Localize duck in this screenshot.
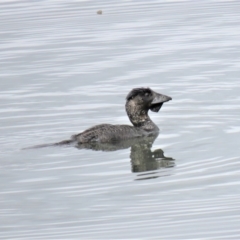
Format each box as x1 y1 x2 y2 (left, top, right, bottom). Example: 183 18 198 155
23 87 171 149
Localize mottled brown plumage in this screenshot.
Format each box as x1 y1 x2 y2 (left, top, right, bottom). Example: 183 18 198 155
23 88 171 149
72 87 171 143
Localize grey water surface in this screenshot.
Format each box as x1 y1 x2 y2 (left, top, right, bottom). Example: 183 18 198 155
1 1 240 239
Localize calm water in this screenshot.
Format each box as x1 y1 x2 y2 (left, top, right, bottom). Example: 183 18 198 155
1 1 240 239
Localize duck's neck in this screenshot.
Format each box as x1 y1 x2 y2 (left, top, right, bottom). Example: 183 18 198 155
125 101 159 132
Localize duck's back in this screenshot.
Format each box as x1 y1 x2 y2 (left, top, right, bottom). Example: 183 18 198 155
72 124 144 143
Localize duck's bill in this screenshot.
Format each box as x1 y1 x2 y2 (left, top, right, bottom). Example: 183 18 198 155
150 103 163 112
150 93 172 112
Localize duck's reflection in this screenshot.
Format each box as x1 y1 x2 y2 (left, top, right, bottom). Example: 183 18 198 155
76 134 175 180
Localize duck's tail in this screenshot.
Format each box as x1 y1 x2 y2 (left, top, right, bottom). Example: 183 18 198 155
22 139 75 150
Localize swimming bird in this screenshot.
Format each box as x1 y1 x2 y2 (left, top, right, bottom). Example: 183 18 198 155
23 87 171 149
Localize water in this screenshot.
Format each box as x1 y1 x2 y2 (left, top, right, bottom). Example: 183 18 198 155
1 1 240 239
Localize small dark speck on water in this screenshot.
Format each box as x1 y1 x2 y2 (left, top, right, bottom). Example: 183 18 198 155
97 10 103 15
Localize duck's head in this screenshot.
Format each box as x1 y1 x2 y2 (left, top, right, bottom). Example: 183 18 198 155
126 87 172 112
